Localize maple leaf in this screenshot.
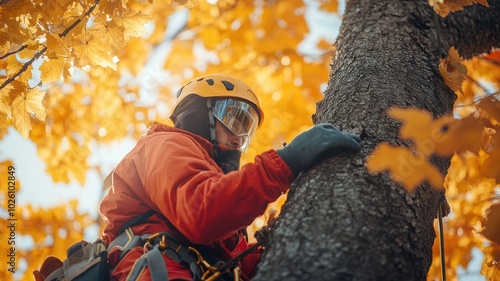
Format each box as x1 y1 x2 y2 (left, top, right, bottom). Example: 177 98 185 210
366 143 444 191
0 111 13 139
481 245 500 281
39 58 68 83
480 149 500 183
11 88 46 138
387 107 455 153
120 10 151 40
73 33 117 70
439 47 467 93
434 115 485 155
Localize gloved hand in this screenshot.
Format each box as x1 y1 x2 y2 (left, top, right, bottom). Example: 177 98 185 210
277 123 361 177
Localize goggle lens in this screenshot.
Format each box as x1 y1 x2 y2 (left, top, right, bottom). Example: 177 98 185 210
213 99 260 151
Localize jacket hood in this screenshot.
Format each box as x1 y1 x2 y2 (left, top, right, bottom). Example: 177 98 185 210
147 123 215 158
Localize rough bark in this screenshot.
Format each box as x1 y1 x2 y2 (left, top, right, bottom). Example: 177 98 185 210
253 1 500 280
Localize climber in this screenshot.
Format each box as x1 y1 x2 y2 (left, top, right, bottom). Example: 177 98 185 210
98 73 362 281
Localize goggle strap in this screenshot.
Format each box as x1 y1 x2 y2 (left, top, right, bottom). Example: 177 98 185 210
207 98 217 144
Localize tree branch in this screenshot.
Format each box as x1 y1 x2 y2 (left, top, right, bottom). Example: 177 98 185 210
0 45 28 60
59 0 100 37
0 0 101 91
0 47 47 90
440 1 500 58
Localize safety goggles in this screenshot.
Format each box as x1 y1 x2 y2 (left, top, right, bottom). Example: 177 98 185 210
212 98 260 152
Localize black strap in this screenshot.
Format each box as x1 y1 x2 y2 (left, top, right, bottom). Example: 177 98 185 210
125 247 168 281
118 209 156 236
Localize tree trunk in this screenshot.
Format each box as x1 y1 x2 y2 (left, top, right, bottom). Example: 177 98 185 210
253 1 500 280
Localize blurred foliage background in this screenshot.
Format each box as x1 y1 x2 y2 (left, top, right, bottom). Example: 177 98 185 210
0 0 499 280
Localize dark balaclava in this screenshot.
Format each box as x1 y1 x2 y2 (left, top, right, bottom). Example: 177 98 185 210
171 95 241 174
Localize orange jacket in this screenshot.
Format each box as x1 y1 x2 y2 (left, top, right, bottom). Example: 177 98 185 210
99 123 294 280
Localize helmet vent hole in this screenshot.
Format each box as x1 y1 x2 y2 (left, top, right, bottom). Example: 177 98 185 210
221 80 235 91
206 79 214 85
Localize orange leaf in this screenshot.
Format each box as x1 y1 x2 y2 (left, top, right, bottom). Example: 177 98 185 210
366 143 444 191
478 97 500 122
120 10 151 40
319 0 339 13
11 88 46 138
387 107 456 156
434 115 484 155
481 204 500 244
39 58 66 83
429 0 489 17
439 47 467 93
479 149 500 183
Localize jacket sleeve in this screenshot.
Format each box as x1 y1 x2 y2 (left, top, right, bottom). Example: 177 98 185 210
137 133 294 245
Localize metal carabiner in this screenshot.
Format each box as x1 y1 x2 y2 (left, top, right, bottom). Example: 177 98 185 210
143 232 167 253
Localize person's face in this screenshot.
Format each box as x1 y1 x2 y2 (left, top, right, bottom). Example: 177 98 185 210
215 120 245 150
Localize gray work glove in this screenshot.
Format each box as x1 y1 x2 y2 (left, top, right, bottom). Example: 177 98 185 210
277 123 361 177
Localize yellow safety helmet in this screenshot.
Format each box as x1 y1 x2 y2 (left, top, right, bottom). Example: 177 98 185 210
170 74 264 152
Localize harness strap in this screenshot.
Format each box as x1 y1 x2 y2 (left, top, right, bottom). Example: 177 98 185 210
108 228 150 261
125 246 168 281
109 228 203 281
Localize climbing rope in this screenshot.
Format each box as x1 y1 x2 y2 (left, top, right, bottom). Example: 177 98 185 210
434 11 447 281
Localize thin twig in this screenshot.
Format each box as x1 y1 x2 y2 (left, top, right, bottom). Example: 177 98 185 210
466 74 492 95
454 74 500 108
0 47 47 90
454 91 500 108
0 0 101 90
0 45 28 60
59 0 100 37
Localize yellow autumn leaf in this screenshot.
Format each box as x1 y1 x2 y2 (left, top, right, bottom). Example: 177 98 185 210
481 245 500 281
317 38 336 55
434 115 484 155
0 84 12 116
39 58 66 83
11 88 46 138
45 33 72 60
478 96 500 122
366 143 444 191
121 10 151 39
388 107 454 149
479 149 500 183
481 204 500 244
429 0 489 17
319 0 339 13
5 54 22 77
0 111 13 139
439 47 467 93
73 34 117 70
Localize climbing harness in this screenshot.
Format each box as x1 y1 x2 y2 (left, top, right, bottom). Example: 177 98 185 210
107 210 276 281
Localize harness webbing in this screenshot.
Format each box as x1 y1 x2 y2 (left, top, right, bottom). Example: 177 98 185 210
108 211 244 281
